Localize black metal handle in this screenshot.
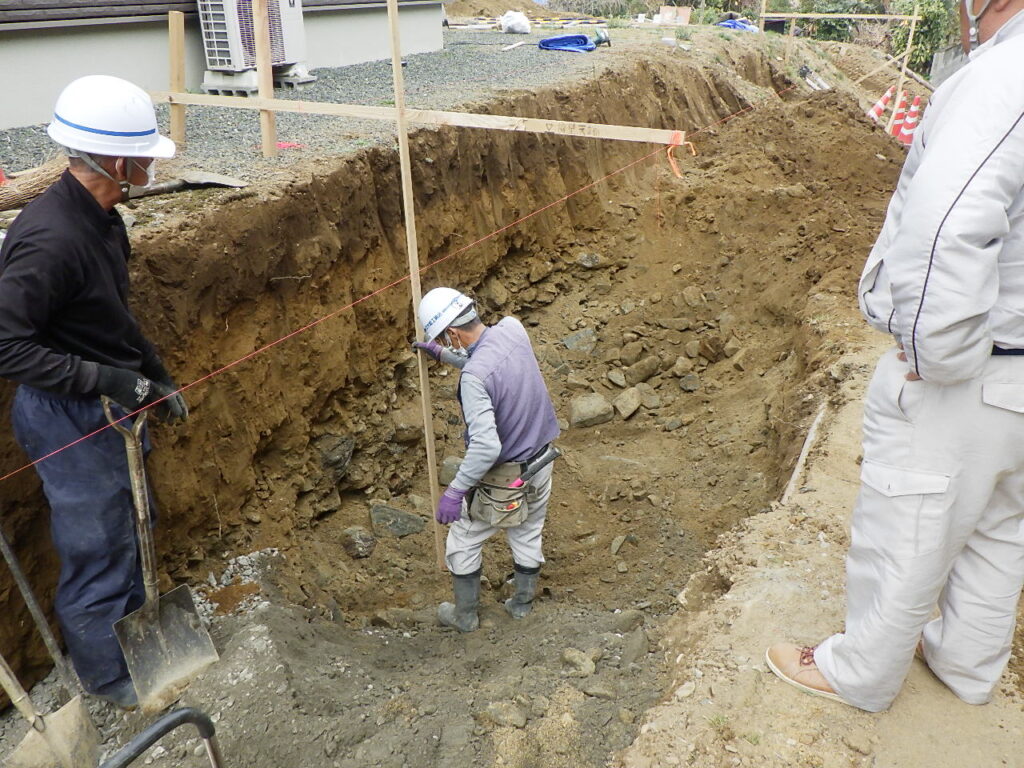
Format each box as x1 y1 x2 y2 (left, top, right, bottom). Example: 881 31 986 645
100 708 223 768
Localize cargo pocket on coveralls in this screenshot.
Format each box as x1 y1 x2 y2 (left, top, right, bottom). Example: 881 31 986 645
981 383 1024 414
859 460 951 558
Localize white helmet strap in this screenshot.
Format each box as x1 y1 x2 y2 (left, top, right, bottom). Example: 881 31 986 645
963 0 995 50
69 149 141 201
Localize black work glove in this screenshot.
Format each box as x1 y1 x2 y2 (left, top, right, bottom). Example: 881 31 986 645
95 364 188 424
140 355 189 422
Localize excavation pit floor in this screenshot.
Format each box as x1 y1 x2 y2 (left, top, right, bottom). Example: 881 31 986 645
3 27 1012 768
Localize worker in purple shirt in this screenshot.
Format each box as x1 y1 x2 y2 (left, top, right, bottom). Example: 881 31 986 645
414 288 560 632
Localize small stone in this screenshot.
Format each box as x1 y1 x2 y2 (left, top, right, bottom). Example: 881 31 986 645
244 510 262 524
613 388 642 419
566 371 591 391
679 374 701 393
612 609 644 633
570 394 614 428
341 526 376 559
671 356 694 377
636 382 661 409
698 335 725 363
562 648 596 676
620 299 637 315
723 336 742 358
732 349 749 371
576 252 602 269
562 327 598 354
610 535 627 555
607 369 627 388
531 695 551 717
621 628 650 665
391 402 424 443
618 708 635 724
529 261 554 283
483 700 528 729
624 356 661 386
616 561 628 573
440 455 462 486
675 681 696 699
369 504 426 538
579 680 617 699
620 341 645 366
663 417 684 431
671 263 682 274
682 286 704 307
684 340 701 358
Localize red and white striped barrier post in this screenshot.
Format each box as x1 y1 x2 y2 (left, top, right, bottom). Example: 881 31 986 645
889 91 909 136
897 96 922 145
866 86 895 123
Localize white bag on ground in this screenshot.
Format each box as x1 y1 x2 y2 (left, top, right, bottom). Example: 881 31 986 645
500 11 531 34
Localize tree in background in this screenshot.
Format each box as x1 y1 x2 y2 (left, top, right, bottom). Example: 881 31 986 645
889 0 957 72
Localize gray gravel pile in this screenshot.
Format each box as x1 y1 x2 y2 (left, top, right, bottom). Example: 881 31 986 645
1 28 612 180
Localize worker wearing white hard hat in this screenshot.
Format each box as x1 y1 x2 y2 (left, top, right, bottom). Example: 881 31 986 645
414 287 561 632
0 75 186 709
766 0 1024 712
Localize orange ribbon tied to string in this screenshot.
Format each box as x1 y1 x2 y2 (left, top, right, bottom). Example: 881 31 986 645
666 130 696 178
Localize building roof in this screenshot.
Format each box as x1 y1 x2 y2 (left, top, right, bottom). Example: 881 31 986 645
0 0 441 30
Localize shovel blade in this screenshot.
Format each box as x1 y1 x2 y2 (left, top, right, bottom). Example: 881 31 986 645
114 585 218 715
7 696 98 768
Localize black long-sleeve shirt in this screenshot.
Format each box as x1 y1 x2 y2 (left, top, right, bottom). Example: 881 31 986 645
0 170 158 396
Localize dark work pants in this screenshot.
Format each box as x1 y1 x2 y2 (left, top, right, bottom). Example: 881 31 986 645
11 385 150 695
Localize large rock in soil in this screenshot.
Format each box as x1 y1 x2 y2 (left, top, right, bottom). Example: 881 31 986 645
370 504 425 538
570 393 614 428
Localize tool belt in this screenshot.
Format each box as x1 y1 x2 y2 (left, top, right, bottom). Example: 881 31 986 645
467 462 529 529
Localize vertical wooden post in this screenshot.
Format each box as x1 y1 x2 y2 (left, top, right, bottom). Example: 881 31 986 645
784 18 796 64
253 0 278 158
168 11 187 146
385 0 446 573
886 6 918 135
758 0 768 32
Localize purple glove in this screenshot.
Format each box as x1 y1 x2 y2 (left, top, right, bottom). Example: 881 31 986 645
412 341 442 361
436 487 467 524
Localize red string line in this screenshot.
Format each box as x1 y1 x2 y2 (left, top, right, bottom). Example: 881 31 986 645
0 85 796 486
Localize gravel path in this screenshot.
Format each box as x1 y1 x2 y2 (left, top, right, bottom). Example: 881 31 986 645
1 28 615 180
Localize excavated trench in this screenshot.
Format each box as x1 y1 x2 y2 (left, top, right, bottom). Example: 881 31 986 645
0 42 904 768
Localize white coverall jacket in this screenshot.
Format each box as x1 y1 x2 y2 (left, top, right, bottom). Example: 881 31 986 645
814 14 1024 712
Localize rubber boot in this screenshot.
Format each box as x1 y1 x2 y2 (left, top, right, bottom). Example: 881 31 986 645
504 564 539 619
438 570 480 632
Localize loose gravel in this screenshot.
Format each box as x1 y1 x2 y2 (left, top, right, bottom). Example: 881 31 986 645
1 28 614 181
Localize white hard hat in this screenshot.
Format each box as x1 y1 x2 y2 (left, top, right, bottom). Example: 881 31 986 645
46 75 176 159
418 287 475 342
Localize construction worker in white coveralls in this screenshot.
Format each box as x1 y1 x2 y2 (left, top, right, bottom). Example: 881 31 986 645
413 288 560 632
767 0 1024 712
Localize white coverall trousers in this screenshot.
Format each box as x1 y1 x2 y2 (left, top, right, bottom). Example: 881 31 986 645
445 463 553 575
815 348 1024 712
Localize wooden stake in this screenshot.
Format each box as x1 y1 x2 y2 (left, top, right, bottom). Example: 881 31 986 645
253 0 278 158
168 11 186 147
886 6 918 135
785 18 796 65
385 0 446 573
758 0 768 32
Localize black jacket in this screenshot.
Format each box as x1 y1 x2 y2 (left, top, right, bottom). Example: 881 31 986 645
0 170 158 395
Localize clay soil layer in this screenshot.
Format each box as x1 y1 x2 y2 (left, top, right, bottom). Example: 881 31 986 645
4 32 1010 768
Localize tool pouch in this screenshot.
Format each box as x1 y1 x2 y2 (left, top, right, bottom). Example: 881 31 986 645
467 462 529 529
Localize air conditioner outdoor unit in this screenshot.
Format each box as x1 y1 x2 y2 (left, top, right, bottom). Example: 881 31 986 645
198 0 316 95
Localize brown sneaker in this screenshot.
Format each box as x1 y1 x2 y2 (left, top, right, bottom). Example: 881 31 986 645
765 643 844 703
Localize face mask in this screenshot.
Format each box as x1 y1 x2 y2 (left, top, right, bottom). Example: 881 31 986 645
130 158 156 189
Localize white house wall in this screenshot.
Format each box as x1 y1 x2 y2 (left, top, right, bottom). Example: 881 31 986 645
0 5 443 131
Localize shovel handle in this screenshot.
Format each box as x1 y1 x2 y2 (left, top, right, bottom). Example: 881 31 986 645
0 525 83 698
0 651 44 731
102 398 160 608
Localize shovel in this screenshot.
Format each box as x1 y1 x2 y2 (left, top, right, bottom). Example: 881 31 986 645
0 651 98 768
103 398 218 715
0 523 83 701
